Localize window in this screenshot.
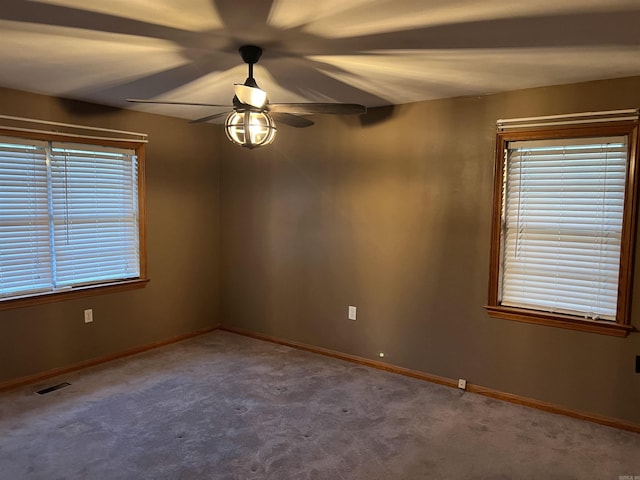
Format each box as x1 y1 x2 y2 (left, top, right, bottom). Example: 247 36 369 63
0 132 147 308
486 120 639 337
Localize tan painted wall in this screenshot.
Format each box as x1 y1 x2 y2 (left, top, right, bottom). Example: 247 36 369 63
219 76 640 424
0 88 220 383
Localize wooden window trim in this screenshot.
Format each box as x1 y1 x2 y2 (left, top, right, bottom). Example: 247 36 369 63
0 279 150 311
0 129 148 310
486 121 639 337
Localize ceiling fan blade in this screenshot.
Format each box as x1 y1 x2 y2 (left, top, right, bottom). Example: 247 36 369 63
265 57 389 107
268 103 366 115
234 84 268 109
190 111 230 124
271 113 315 128
0 0 202 44
212 0 275 33
127 99 231 108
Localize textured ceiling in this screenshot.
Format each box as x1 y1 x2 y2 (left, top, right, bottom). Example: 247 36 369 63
1 0 640 121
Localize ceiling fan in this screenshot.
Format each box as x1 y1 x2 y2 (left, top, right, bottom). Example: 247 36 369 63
128 45 367 149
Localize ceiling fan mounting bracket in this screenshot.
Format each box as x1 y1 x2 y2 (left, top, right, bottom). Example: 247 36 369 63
239 45 263 66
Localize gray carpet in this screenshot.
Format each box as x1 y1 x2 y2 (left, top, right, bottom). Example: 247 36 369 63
0 330 638 479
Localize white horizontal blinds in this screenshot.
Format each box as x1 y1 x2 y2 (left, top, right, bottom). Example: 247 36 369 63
0 137 53 297
50 143 139 287
500 136 628 320
0 137 51 298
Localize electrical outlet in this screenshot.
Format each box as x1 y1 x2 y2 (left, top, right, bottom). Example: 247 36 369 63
348 306 357 320
379 352 385 358
458 379 467 390
84 309 93 323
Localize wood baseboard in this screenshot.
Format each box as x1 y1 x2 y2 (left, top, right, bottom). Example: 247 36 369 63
219 325 640 435
0 325 220 392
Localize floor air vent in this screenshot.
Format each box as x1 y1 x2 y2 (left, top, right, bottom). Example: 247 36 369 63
36 382 71 395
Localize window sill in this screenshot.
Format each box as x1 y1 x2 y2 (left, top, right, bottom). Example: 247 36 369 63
0 278 150 311
484 305 634 337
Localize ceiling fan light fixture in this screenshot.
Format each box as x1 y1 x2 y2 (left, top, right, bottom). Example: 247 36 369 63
225 110 277 149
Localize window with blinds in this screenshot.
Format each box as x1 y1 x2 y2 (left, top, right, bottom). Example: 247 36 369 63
0 135 142 302
500 137 626 320
487 120 639 337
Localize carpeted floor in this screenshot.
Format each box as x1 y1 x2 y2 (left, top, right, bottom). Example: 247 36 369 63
0 330 638 479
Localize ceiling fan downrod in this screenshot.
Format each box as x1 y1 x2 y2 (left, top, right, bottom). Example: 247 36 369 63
239 45 262 85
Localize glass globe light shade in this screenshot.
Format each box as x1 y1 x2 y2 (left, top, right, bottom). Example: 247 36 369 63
225 110 277 149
